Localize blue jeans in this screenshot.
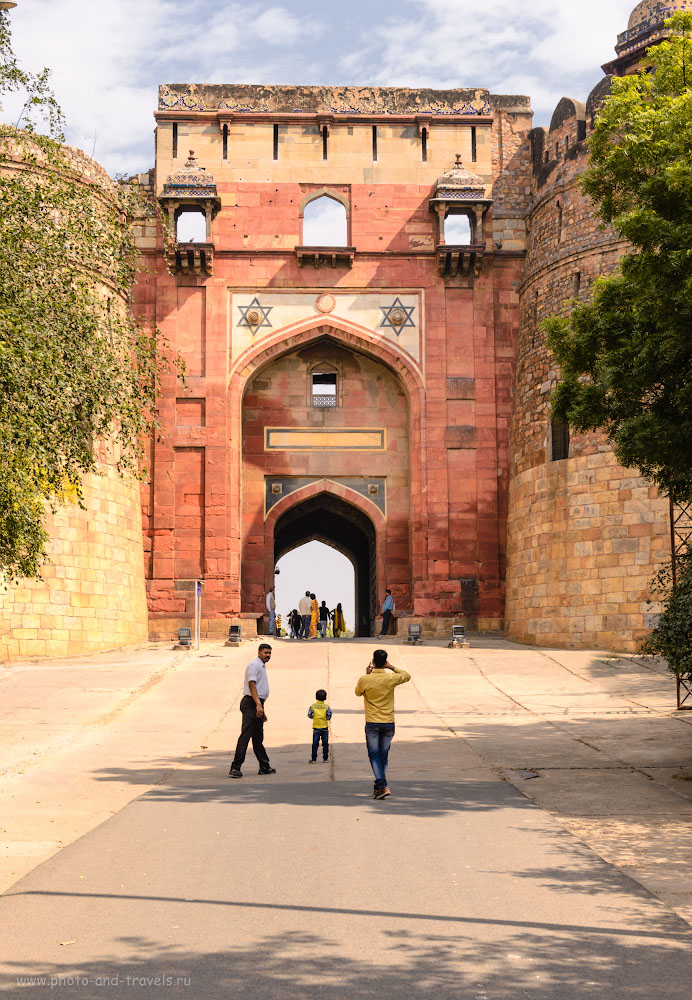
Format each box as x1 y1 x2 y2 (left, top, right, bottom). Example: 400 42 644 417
365 722 395 789
268 610 276 635
311 727 329 760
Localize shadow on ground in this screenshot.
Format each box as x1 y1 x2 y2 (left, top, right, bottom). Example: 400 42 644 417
3 921 691 999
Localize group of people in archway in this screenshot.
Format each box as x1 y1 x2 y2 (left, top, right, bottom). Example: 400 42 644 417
290 592 346 639
266 587 347 639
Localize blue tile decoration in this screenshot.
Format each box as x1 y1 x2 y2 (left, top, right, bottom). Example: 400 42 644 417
618 1 692 46
380 298 416 335
238 297 273 335
219 99 272 112
163 152 217 197
325 100 489 115
159 87 207 111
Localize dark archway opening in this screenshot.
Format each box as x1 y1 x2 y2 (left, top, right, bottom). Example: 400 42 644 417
274 493 376 637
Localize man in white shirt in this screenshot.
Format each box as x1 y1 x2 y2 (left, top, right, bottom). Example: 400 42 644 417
229 644 276 778
266 586 276 636
298 590 311 640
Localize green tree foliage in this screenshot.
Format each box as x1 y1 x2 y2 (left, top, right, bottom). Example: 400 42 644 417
640 553 692 678
546 12 692 504
0 11 179 581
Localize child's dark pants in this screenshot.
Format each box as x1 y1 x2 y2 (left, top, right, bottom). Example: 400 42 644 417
311 727 329 761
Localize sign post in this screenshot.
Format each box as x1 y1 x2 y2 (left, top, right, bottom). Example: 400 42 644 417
194 580 203 650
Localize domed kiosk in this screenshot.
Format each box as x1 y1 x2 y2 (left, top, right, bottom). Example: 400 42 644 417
604 0 692 75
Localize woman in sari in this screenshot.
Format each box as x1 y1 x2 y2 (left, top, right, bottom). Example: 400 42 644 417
332 603 346 638
309 593 318 639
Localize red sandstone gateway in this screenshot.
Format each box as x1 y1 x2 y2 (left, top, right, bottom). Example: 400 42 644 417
133 84 529 641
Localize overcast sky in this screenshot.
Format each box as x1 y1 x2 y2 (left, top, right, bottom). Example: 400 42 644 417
5 0 638 177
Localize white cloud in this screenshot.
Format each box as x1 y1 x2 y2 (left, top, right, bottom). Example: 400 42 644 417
341 0 636 121
1 0 641 174
255 5 321 45
3 0 326 174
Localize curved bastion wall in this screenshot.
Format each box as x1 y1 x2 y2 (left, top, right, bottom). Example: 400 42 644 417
0 139 149 661
0 463 149 660
505 94 670 652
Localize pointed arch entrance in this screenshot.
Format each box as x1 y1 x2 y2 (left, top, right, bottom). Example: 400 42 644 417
274 491 376 636
235 322 419 633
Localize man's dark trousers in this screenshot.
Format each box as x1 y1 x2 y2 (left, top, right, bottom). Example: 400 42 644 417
231 695 270 770
301 614 311 638
380 609 392 636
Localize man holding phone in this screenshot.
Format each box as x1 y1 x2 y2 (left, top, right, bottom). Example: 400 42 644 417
355 649 410 799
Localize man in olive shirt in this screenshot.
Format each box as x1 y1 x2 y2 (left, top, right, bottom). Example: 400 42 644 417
355 648 410 799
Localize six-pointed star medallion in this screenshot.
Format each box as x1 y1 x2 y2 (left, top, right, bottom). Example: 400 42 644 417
380 297 416 335
238 297 273 335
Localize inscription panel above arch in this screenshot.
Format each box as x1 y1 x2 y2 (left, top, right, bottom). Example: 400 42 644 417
230 290 423 366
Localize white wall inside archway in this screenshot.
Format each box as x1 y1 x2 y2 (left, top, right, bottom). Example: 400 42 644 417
275 541 355 634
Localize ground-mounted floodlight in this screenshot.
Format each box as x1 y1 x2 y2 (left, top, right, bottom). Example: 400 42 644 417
225 624 242 647
175 627 192 649
407 623 423 645
449 624 470 649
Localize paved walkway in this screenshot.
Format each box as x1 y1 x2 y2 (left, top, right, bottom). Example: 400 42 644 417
1 638 691 997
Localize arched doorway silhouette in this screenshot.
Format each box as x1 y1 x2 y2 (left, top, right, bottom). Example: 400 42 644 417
274 492 376 637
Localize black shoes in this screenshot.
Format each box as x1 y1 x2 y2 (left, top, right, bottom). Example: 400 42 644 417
228 767 276 778
229 765 275 776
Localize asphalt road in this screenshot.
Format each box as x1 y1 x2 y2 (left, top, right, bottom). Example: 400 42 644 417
1 640 691 998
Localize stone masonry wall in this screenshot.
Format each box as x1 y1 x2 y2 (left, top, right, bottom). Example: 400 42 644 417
0 464 149 661
506 94 669 651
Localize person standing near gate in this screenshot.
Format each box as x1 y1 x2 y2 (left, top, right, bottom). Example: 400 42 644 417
266 586 276 636
379 589 395 637
355 649 410 799
318 600 330 638
229 644 276 778
299 590 311 639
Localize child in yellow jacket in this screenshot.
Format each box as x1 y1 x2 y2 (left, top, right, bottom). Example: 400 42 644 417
308 688 332 762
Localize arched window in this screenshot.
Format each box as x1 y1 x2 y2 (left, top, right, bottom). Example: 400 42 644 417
302 195 348 247
310 364 338 408
176 209 207 243
443 213 472 245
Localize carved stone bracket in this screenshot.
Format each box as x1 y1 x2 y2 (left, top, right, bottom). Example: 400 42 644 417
295 246 356 269
167 242 214 276
436 244 485 279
